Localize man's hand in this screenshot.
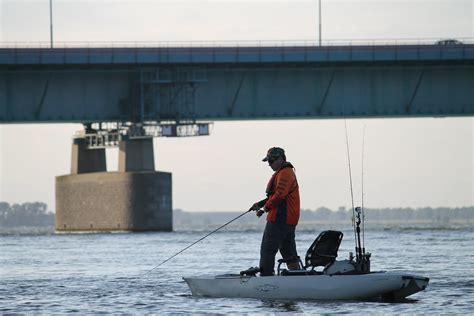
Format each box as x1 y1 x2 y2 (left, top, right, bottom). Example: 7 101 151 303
250 202 261 211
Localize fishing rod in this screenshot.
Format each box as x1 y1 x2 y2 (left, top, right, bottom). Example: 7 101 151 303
361 125 366 254
342 108 370 272
141 207 254 277
343 118 359 257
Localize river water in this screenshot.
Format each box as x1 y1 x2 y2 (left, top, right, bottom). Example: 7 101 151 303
1 224 473 314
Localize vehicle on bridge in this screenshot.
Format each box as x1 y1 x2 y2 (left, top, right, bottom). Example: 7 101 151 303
436 39 463 45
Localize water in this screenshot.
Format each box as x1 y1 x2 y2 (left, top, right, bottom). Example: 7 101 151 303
1 225 473 314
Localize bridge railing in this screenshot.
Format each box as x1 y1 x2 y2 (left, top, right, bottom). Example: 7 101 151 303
0 37 472 48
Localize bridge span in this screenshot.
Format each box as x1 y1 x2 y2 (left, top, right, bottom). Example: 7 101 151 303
1 43 473 124
1 43 473 232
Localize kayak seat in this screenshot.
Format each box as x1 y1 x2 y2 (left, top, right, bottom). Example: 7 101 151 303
304 230 343 270
276 231 343 276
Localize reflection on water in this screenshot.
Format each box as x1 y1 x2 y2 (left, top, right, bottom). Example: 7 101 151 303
259 299 302 312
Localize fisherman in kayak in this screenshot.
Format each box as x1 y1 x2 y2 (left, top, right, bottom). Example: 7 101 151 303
251 147 301 276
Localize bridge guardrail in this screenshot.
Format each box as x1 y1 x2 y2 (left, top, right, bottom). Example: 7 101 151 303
0 38 473 48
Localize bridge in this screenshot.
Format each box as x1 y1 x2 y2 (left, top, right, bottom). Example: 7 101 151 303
1 42 473 232
1 43 473 123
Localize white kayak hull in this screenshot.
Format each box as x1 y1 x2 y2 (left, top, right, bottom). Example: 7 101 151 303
183 272 429 301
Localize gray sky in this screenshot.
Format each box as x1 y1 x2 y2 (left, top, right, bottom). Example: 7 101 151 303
0 0 473 212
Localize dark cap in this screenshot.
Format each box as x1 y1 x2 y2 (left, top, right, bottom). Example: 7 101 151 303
262 147 285 162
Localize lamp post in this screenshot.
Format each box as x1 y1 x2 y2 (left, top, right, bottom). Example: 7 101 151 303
319 0 322 46
49 0 53 48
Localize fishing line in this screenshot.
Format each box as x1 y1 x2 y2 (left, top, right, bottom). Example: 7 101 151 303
141 208 254 277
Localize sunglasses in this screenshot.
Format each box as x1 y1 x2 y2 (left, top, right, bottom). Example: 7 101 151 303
268 159 276 164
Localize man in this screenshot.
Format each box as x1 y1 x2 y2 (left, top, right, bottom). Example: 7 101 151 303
251 147 301 276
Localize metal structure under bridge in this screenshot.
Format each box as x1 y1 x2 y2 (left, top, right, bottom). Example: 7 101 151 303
1 41 473 232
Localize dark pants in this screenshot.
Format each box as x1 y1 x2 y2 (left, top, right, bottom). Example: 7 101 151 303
259 221 298 276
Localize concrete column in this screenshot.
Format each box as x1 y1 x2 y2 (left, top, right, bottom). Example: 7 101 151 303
71 138 106 174
118 138 155 172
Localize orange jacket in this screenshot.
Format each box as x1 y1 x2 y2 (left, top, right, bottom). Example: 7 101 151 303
264 162 300 225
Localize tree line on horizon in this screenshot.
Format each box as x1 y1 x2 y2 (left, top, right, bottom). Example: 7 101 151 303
0 201 472 228
0 202 54 228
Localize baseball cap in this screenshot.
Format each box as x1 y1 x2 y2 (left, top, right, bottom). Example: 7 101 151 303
262 147 285 162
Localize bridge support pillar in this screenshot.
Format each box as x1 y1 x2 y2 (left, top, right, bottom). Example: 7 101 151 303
71 139 106 174
119 138 154 172
55 137 172 232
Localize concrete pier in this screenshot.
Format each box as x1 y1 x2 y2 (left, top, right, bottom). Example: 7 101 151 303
55 137 172 232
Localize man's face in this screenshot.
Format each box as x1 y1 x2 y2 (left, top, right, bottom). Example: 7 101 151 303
268 156 284 171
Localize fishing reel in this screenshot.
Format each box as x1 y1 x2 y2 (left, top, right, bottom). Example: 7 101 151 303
249 204 264 217
250 198 268 217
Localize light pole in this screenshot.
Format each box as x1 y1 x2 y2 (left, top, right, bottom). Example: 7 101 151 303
319 0 322 46
49 0 53 48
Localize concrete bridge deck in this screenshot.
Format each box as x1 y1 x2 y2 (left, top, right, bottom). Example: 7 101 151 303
1 44 473 66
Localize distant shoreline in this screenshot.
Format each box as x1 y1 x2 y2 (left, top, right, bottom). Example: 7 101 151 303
174 206 474 228
1 202 472 233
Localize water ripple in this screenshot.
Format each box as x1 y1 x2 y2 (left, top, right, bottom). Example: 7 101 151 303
1 229 473 313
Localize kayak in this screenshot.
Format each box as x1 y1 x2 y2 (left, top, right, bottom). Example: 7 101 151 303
183 271 429 301
183 228 429 301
